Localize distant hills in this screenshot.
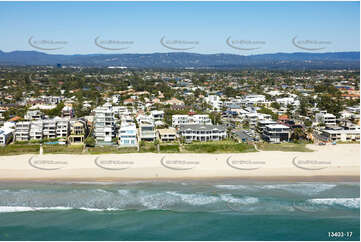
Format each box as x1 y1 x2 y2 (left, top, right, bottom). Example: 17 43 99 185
0 50 359 70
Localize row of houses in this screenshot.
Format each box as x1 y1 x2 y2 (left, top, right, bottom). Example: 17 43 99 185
205 94 300 111
14 118 87 145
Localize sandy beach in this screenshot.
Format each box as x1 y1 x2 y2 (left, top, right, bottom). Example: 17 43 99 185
0 144 359 182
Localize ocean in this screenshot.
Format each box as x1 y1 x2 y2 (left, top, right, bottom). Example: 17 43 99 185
0 180 359 241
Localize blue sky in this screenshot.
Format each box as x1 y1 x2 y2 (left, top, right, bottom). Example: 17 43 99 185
0 1 359 54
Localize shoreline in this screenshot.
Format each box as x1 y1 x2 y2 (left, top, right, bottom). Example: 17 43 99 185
0 176 359 183
0 144 359 182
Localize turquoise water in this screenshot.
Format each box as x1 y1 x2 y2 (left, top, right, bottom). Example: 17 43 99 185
0 181 359 241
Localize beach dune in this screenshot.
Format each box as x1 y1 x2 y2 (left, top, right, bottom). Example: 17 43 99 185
0 144 359 182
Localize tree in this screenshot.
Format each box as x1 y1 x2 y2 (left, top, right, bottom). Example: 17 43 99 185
84 137 96 147
316 95 343 117
209 111 222 124
304 120 312 127
43 103 64 118
271 102 281 109
258 107 278 120
291 128 307 141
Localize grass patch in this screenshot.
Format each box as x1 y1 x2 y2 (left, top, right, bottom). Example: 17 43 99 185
257 143 314 152
336 141 360 144
159 144 180 153
139 143 156 153
88 146 137 154
43 145 83 154
183 142 256 153
0 144 40 156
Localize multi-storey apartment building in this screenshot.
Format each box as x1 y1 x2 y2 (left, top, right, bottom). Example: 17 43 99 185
262 124 290 143
118 122 137 147
42 119 57 139
178 124 227 142
172 114 212 127
55 118 69 138
29 121 43 140
15 121 31 141
94 103 115 143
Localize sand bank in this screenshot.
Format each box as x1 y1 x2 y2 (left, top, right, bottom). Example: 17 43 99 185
0 144 359 182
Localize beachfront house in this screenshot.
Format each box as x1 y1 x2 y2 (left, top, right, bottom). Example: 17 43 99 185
55 118 70 138
68 120 87 145
0 127 14 145
157 128 177 142
257 119 278 133
262 124 291 143
42 119 57 139
29 120 43 140
118 122 138 147
94 103 116 144
320 125 360 142
138 121 156 141
178 124 227 142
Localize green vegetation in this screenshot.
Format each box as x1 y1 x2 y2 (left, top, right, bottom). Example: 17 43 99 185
159 144 180 153
0 144 40 156
183 141 256 153
43 145 83 154
139 142 157 153
256 142 314 152
84 137 96 147
258 107 278 120
43 103 65 118
87 146 137 154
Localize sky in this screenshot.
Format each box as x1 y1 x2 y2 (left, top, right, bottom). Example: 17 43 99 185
0 1 359 55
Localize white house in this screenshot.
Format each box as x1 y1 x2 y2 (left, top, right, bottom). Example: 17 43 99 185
262 124 291 143
29 120 43 140
0 124 14 145
138 120 156 141
178 124 227 142
242 95 266 106
320 125 360 142
316 111 337 126
150 110 164 121
204 95 223 111
172 114 212 127
15 121 31 141
94 103 116 143
25 110 44 120
276 97 299 107
118 122 137 147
